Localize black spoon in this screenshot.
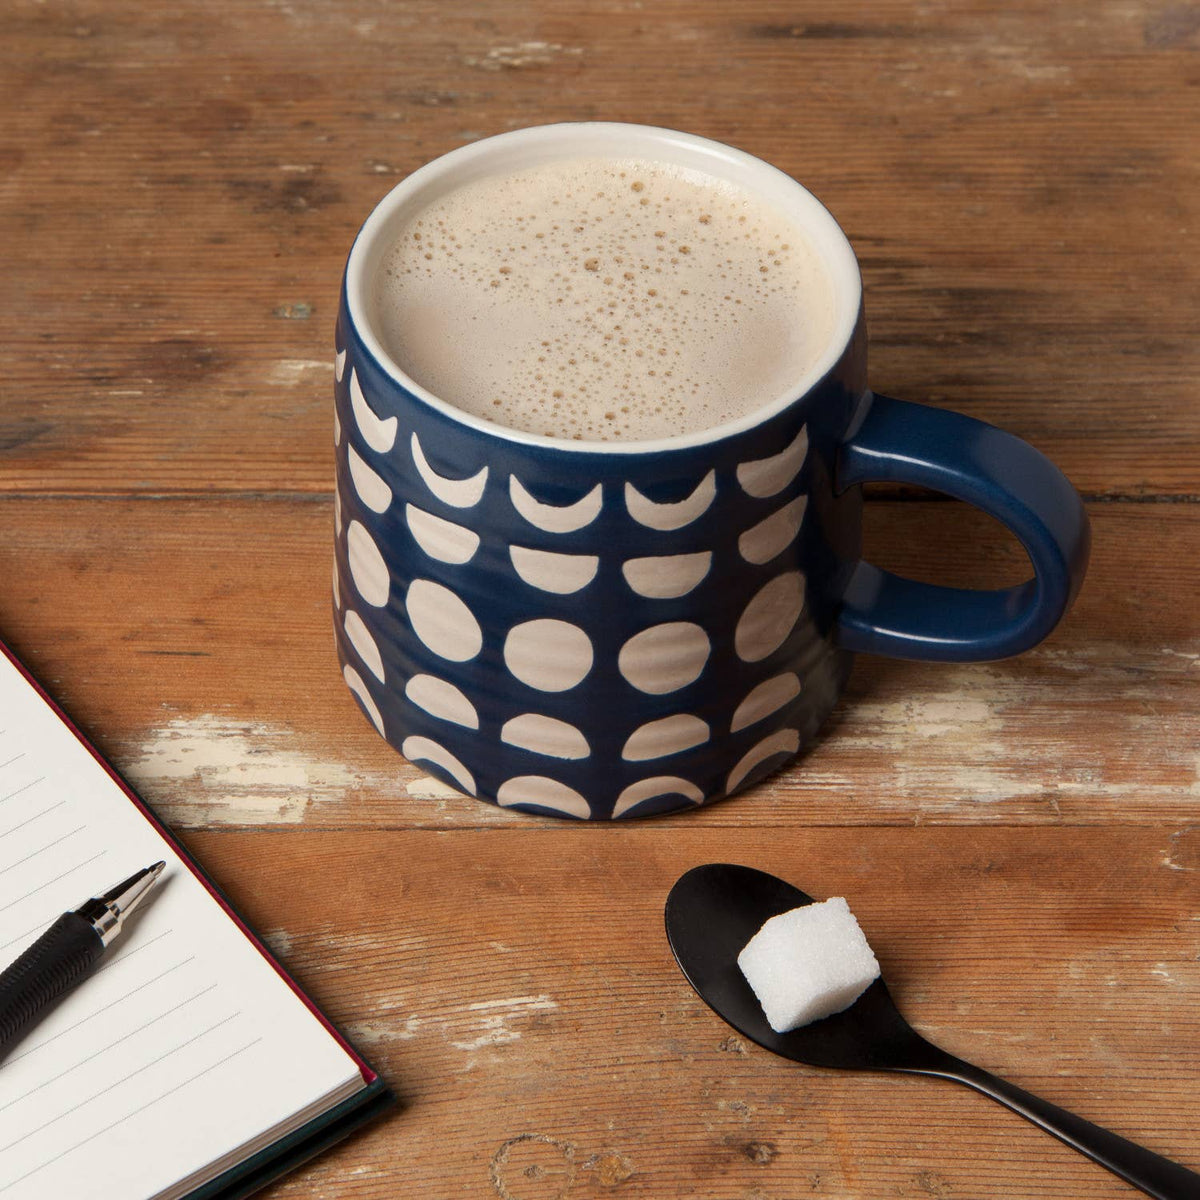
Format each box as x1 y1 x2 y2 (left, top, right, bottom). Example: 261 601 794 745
665 863 1200 1200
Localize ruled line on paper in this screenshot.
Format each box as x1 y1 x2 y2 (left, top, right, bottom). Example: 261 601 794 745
0 779 44 807
0 851 107 914
0 826 87 879
0 1038 264 1195
0 917 58 954
0 984 220 1116
0 801 67 841
93 929 177 976
0 755 25 772
1 948 189 1068
0 1011 243 1156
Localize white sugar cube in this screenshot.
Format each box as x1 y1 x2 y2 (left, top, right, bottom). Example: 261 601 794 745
737 897 880 1033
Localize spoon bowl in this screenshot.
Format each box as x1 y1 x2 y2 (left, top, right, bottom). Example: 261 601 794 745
665 863 1200 1200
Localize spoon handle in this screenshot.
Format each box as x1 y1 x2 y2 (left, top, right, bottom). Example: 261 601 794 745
925 1054 1200 1199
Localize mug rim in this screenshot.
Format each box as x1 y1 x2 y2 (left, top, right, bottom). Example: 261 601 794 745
344 121 863 456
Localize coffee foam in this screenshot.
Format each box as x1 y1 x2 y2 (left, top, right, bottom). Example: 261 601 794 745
370 157 835 441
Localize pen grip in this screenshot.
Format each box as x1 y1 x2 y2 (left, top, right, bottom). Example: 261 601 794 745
0 913 104 1053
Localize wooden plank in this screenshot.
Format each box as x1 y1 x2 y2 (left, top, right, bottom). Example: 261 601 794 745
185 825 1200 1199
0 495 1195 830
0 0 1197 496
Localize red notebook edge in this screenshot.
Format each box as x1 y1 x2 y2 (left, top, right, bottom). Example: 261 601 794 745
0 636 379 1088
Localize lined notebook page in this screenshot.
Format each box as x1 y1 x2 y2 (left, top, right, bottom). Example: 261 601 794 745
0 652 364 1200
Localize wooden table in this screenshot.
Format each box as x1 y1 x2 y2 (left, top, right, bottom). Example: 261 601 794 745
3 2 1197 1196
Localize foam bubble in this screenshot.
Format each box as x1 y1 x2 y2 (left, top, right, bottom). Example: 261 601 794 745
371 157 835 442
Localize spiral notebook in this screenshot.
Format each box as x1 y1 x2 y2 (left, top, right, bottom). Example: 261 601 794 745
0 641 392 1200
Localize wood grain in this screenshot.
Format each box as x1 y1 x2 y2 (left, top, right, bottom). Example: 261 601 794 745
1 0 1196 497
0 496 1196 831
188 825 1200 1200
1 1 1197 1197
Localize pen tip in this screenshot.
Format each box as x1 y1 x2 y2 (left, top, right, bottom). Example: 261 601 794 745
149 860 166 877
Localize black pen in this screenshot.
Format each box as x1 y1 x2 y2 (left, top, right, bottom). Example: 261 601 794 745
0 862 166 1055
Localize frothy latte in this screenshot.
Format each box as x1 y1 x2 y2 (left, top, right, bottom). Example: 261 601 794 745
371 156 835 441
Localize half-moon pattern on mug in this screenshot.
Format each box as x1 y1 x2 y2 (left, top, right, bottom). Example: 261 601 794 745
406 504 480 565
411 432 488 507
726 728 800 793
622 714 710 761
625 471 715 531
347 444 393 514
405 674 479 729
334 347 347 382
731 672 801 732
344 608 385 683
509 476 603 533
612 776 705 818
343 664 385 737
350 370 398 453
402 735 476 796
738 496 807 565
496 776 591 819
509 546 599 594
621 552 712 600
736 426 807 498
500 714 590 760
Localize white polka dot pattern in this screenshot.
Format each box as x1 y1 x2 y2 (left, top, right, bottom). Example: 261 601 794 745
347 520 390 607
406 579 483 662
411 432 488 507
406 504 480 565
344 609 385 682
500 714 590 760
333 488 342 538
343 664 385 737
350 370 398 453
405 674 479 729
334 408 341 447
622 714 710 761
402 735 476 796
496 776 591 819
509 546 599 594
347 444 393 514
504 620 593 691
618 623 710 695
509 476 602 533
331 560 341 611
735 572 805 662
625 471 715 531
736 426 808 498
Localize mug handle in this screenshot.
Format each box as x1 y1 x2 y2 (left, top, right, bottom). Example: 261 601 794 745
834 393 1091 662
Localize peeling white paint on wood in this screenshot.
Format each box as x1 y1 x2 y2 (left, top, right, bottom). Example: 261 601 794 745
804 642 1200 814
126 714 362 825
267 358 333 384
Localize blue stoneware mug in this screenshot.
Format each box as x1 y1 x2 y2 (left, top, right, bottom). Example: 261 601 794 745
332 123 1090 820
